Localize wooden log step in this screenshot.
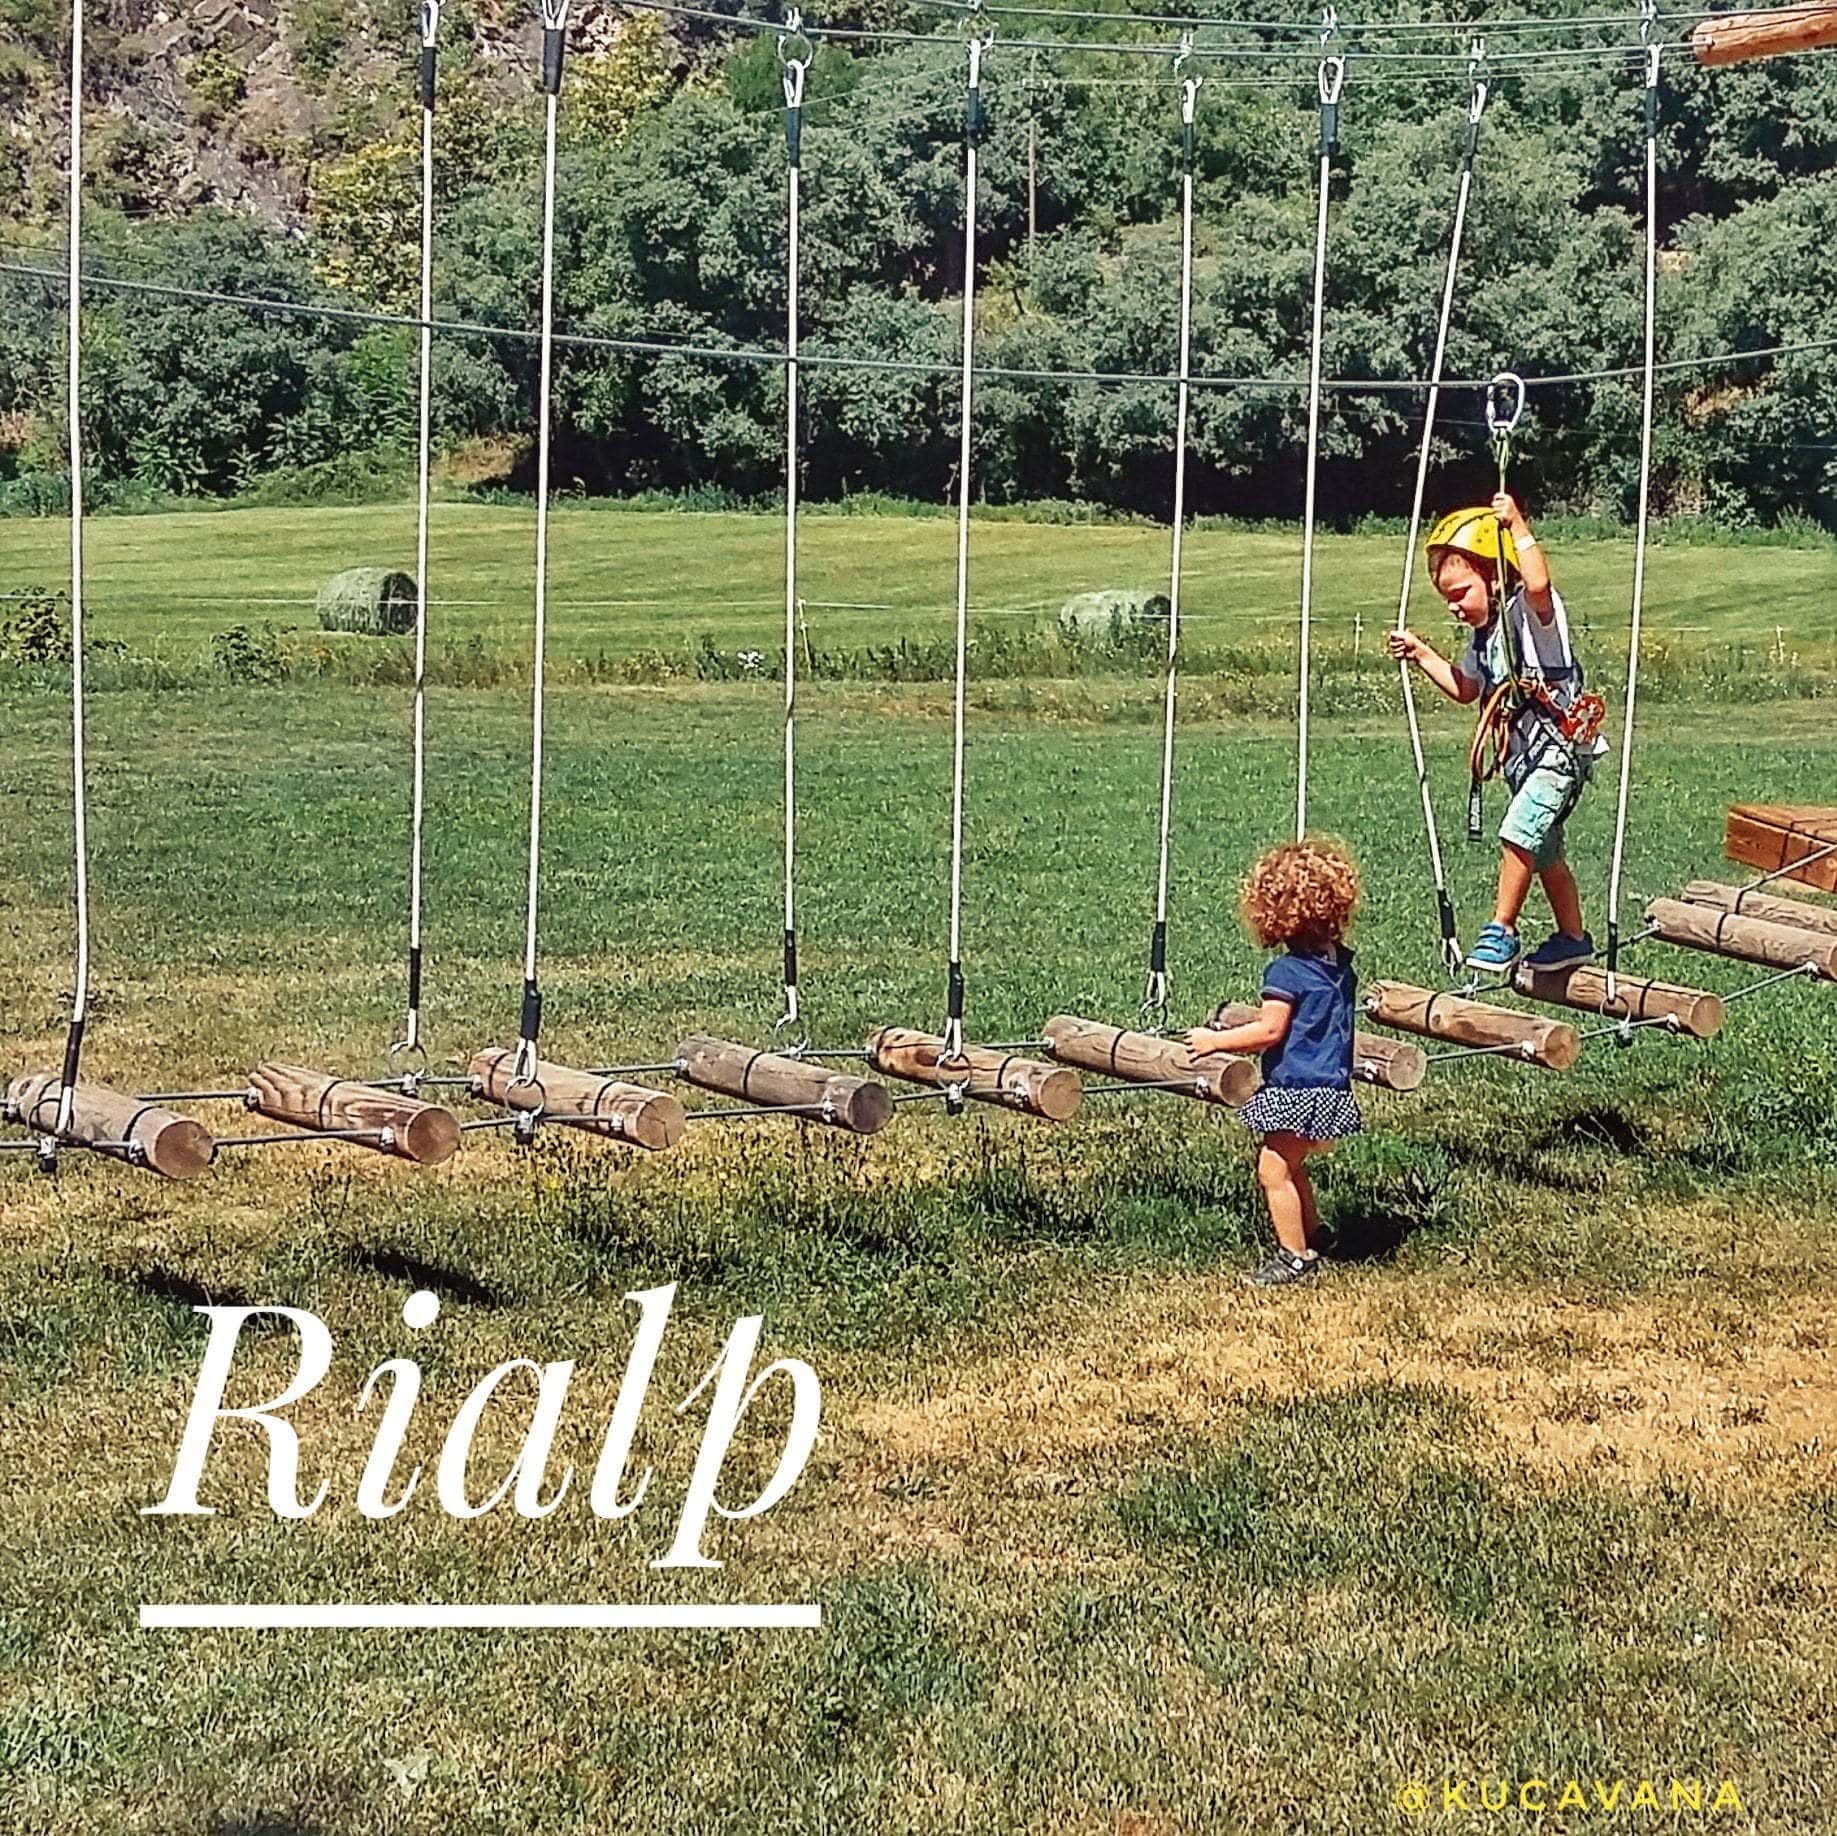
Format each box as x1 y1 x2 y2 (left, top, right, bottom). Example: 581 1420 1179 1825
1209 1002 1426 1094
674 1035 893 1135
864 1028 1082 1121
1692 5 1837 68
1643 899 1837 983
1725 804 1837 895
1042 1014 1259 1107
1681 880 1837 940
1364 981 1581 1072
470 1048 685 1151
247 1062 461 1166
6 1072 214 1179
1511 963 1725 1041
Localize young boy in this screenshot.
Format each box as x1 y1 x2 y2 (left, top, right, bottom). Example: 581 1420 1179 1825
1387 492 1606 972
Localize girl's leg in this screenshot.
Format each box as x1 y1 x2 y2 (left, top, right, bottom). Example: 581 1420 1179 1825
1493 842 1536 929
1295 1158 1326 1249
1257 1134 1315 1257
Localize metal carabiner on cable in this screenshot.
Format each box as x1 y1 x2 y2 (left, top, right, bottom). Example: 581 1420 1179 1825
1485 370 1525 487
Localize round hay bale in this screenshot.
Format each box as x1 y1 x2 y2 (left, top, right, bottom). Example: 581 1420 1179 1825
317 567 418 637
1057 589 1172 644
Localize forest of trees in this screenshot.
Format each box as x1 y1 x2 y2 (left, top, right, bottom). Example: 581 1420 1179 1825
1 0 1833 524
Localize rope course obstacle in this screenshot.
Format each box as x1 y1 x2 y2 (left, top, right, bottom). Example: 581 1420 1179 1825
5 0 1836 1175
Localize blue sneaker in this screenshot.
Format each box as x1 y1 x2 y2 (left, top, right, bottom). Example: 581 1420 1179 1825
1464 921 1521 971
1524 930 1596 970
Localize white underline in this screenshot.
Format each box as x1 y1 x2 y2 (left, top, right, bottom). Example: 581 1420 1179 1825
140 1603 822 1630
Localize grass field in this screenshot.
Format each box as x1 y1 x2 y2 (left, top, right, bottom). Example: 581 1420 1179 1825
3 500 1834 669
3 507 1836 1833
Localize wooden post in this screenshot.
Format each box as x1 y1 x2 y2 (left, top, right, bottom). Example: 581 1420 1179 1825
1644 899 1837 982
1209 1002 1427 1093
674 1036 894 1135
247 1063 461 1166
1364 981 1581 1071
470 1048 685 1151
1041 1014 1260 1107
1692 6 1837 66
1725 804 1837 895
1511 963 1725 1040
1682 879 1837 939
864 1028 1082 1121
6 1072 214 1179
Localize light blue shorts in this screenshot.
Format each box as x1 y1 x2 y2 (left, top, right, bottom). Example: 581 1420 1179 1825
1501 757 1590 871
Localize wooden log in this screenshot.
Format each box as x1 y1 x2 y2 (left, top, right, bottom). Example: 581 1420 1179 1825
1682 879 1837 939
470 1048 685 1151
1644 899 1837 982
1364 981 1581 1072
6 1072 214 1179
1725 804 1837 895
1209 1002 1427 1094
1511 964 1725 1040
863 1028 1082 1121
1041 1014 1260 1107
1692 6 1837 66
674 1035 893 1135
246 1062 461 1166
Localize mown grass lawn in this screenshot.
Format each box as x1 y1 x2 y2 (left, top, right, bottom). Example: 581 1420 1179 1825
1 576 1834 1829
2 500 1832 668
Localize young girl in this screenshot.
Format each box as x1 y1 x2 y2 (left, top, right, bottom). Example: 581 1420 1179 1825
1187 839 1362 1288
1386 492 1605 972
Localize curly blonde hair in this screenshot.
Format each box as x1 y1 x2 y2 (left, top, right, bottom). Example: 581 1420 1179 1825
1240 838 1361 951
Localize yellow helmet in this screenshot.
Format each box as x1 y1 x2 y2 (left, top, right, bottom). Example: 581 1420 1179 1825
1425 506 1519 574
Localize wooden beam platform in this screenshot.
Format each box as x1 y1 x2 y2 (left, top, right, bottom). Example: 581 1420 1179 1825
1042 1014 1259 1107
247 1062 461 1165
6 1072 214 1178
470 1048 685 1151
1364 981 1581 1071
1682 880 1837 940
864 1028 1082 1121
1210 1002 1427 1093
1692 6 1837 66
1644 899 1837 982
1725 804 1837 895
674 1035 894 1134
1511 963 1725 1040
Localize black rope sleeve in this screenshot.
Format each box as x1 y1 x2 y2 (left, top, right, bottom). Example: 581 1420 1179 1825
783 929 798 993
784 101 802 166
947 959 966 1022
1180 116 1195 175
1318 97 1339 158
1606 918 1621 975
420 44 437 111
59 1015 86 1097
1149 919 1168 977
519 977 543 1046
542 25 566 95
1436 889 1459 952
406 944 423 1013
966 85 985 145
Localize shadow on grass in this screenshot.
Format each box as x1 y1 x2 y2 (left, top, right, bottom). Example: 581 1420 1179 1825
109 1262 283 1328
344 1242 506 1309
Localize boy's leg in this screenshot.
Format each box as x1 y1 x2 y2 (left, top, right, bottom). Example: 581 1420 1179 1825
1540 858 1587 939
1493 842 1536 929
1256 1135 1315 1257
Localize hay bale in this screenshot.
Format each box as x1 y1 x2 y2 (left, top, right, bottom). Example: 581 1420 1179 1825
317 567 417 637
1057 589 1171 644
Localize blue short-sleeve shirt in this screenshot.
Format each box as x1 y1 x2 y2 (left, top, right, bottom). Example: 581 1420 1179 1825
1259 945 1357 1090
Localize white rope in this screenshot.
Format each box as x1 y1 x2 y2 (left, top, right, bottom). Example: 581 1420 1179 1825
1295 45 1344 841
518 4 569 1073
943 33 987 1063
400 0 440 1060
1143 63 1200 1026
778 32 808 1042
1395 51 1487 978
1606 30 1662 994
55 0 89 1140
